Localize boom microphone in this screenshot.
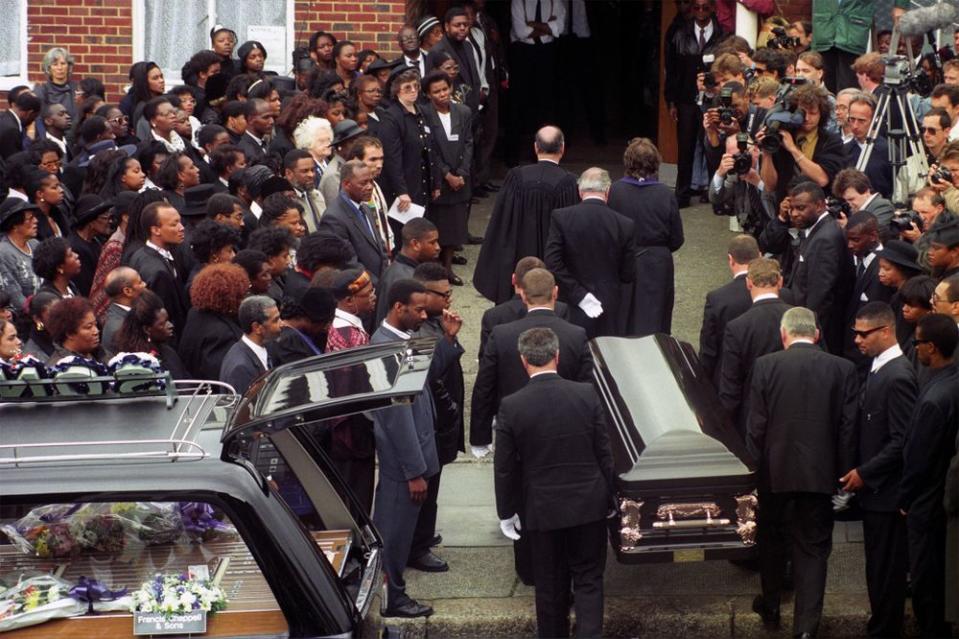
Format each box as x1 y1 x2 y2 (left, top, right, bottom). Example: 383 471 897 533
898 2 959 37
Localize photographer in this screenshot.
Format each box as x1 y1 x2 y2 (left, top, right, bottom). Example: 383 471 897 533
843 92 893 199
709 133 770 236
749 77 779 110
926 142 959 214
833 168 895 233
900 187 945 245
753 47 789 81
703 80 764 174
923 108 952 164
758 82 845 206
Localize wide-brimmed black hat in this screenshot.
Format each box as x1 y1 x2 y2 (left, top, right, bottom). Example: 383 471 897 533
0 198 40 229
367 57 401 76
416 15 440 41
875 240 922 274
298 287 336 323
183 183 216 217
332 119 364 147
260 176 295 199
72 194 112 228
927 216 959 247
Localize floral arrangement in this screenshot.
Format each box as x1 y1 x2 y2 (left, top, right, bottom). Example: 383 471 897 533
0 575 80 632
131 573 227 617
0 354 50 398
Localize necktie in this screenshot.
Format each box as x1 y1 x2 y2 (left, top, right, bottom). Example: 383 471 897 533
699 27 707 51
303 190 320 228
856 259 866 280
534 0 542 23
356 202 377 242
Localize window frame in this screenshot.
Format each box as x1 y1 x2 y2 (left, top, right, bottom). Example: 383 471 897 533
132 0 296 85
0 0 30 91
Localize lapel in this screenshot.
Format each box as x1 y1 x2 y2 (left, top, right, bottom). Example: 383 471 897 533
339 195 382 253
242 340 266 373
144 246 177 279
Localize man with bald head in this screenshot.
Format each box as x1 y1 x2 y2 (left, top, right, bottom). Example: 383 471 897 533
474 126 580 304
545 167 636 337
101 266 147 350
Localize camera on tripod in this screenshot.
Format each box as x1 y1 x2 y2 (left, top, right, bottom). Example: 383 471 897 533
759 77 808 154
882 54 934 97
890 210 924 233
767 26 800 50
733 133 752 175
825 196 851 219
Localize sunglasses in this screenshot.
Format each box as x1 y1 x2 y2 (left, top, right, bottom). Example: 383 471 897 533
425 289 452 299
923 127 942 134
852 325 887 338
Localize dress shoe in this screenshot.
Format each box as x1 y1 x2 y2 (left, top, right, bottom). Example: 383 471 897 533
429 534 443 547
677 197 692 209
467 234 485 244
382 599 434 618
483 181 501 192
451 254 467 265
448 274 464 286
751 594 781 631
407 551 449 572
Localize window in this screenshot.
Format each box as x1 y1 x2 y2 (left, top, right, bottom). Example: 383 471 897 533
0 0 28 91
134 0 295 85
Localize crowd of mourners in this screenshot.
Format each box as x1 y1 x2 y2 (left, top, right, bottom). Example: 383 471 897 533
0 0 957 637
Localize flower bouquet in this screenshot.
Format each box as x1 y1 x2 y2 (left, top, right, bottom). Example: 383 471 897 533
0 575 83 632
131 573 227 617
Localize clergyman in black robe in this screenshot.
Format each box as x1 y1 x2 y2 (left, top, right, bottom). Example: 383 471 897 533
473 127 578 304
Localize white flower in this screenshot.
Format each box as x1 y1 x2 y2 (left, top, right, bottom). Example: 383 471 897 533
178 591 197 608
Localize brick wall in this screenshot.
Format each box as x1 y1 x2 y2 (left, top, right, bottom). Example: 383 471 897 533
778 0 813 25
295 1 407 58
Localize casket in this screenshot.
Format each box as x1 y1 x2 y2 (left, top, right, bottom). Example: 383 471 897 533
590 334 758 563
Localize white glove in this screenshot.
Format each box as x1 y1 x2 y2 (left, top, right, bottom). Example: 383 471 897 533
832 489 853 512
471 445 491 459
578 293 604 318
499 514 522 540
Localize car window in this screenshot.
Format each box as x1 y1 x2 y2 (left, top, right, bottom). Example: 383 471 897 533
0 500 289 637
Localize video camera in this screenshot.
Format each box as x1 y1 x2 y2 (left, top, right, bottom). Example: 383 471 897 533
882 53 934 97
767 26 801 50
733 133 752 175
759 77 808 154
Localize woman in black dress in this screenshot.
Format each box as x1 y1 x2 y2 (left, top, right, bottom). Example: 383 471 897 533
607 138 685 336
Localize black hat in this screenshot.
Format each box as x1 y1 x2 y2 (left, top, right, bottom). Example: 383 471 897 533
416 15 440 41
241 165 275 198
298 287 337 323
332 119 364 147
205 73 229 105
109 191 139 223
330 268 372 300
367 57 401 75
72 194 112 228
876 240 922 274
237 40 267 65
183 183 216 217
927 215 959 247
260 176 294 199
0 197 40 229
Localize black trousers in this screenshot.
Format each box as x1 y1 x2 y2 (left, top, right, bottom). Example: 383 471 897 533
529 519 607 638
675 101 704 202
408 467 442 561
757 491 833 637
862 510 908 638
907 512 951 638
820 48 859 94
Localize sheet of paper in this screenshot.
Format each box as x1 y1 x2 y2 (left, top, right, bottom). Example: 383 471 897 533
387 198 426 225
247 25 286 75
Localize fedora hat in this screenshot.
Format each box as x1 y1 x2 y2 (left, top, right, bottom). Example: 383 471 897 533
875 240 922 275
332 119 364 147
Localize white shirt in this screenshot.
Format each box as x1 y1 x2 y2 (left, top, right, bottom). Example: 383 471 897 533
870 343 903 373
46 132 67 157
753 293 780 303
381 320 411 340
567 0 591 37
697 23 714 47
510 0 566 44
404 55 425 77
855 243 882 271
332 307 366 331
438 111 453 138
949 119 959 142
146 240 175 263
530 370 558 379
790 338 816 345
804 211 831 237
250 201 263 220
241 334 269 371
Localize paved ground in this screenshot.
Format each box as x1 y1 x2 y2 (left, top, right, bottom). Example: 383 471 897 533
382 156 930 637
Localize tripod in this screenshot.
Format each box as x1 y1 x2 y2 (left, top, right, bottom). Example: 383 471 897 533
855 34 929 208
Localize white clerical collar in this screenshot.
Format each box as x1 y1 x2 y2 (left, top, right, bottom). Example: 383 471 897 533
582 195 605 203
753 293 780 303
527 305 553 313
381 320 411 339
538 158 559 165
146 240 175 262
241 334 269 370
789 338 816 345
871 343 903 373
333 307 366 330
530 370 557 379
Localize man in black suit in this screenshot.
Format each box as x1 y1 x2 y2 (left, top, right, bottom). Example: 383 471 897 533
318 160 389 285
719 257 792 435
843 212 895 372
237 99 274 166
0 92 41 161
784 181 854 355
494 326 614 639
127 202 191 340
375 218 440 325
899 314 959 638
838 302 917 638
545 167 636 338
100 266 146 351
478 256 570 359
219 295 282 394
427 7 482 115
843 94 893 200
747 306 858 638
699 234 759 387
470 267 592 583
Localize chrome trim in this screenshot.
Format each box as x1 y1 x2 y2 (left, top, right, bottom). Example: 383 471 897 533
0 438 208 467
592 365 640 465
355 546 381 618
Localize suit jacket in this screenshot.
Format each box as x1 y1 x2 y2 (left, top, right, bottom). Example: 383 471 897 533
479 296 570 358
746 342 858 494
128 246 190 339
428 36 482 114
219 338 266 395
295 187 327 233
544 199 636 337
470 308 593 447
861 194 895 234
237 132 269 166
317 194 388 284
899 363 959 523
0 111 24 160
177 308 244 380
787 215 853 355
369 326 440 482
856 354 918 512
377 102 438 206
699 274 752 387
422 102 474 205
318 155 343 209
844 137 893 200
101 303 128 352
719 297 792 430
494 373 615 531
374 253 417 325
842 254 894 362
